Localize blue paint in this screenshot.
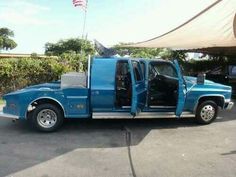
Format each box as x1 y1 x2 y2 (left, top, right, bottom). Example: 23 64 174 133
90 58 116 111
130 60 146 116
173 60 186 117
2 57 233 120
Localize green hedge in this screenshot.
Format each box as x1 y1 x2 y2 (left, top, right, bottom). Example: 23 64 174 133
0 57 75 96
0 99 5 104
0 56 232 97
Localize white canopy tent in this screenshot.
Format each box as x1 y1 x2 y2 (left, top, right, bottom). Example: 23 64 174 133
127 0 236 56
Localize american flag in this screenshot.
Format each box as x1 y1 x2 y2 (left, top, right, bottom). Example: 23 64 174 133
73 0 87 10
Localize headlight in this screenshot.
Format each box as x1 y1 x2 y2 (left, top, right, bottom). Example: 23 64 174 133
225 98 231 103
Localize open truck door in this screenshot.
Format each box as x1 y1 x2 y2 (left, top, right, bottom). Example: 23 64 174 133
173 60 186 117
129 60 146 116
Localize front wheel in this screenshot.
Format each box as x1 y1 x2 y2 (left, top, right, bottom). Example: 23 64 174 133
29 104 64 132
196 101 218 124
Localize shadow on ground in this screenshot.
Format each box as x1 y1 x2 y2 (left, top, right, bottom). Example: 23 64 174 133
221 150 236 155
0 118 196 176
0 106 235 176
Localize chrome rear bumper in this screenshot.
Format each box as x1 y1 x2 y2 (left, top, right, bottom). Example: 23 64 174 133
225 102 234 110
0 111 19 119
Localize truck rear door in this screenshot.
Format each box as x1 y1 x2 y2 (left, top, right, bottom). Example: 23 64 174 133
129 60 146 116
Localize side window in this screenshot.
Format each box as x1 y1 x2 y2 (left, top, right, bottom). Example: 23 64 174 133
151 62 177 78
132 61 143 82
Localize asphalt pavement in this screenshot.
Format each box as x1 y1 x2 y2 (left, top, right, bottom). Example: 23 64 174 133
0 105 235 177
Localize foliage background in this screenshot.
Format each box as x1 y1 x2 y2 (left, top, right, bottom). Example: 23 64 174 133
0 28 17 51
0 54 95 96
0 58 71 96
0 38 95 96
1 37 235 97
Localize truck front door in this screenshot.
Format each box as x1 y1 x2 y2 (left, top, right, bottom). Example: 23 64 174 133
173 60 186 117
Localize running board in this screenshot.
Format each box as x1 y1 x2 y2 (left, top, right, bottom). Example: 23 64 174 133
149 106 176 109
92 112 195 119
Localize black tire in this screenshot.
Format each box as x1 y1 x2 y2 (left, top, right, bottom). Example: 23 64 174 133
196 101 218 124
29 104 64 132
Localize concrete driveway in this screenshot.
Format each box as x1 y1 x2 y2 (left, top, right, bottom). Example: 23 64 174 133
0 105 235 177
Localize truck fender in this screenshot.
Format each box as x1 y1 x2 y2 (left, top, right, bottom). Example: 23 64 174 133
25 97 65 119
193 94 225 113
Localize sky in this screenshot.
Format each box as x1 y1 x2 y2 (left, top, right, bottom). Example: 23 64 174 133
0 0 215 54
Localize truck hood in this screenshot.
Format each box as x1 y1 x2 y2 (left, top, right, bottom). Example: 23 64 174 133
184 76 232 91
184 76 214 84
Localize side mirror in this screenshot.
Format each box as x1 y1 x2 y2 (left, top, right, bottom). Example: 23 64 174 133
197 73 205 85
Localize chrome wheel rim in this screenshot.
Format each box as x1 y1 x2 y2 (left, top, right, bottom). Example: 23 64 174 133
200 105 215 121
37 109 57 128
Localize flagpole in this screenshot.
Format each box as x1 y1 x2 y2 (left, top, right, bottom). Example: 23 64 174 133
82 0 88 39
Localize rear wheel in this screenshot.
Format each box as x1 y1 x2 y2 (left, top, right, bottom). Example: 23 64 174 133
196 101 218 124
29 104 64 132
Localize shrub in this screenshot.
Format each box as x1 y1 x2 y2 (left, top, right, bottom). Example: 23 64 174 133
0 57 73 96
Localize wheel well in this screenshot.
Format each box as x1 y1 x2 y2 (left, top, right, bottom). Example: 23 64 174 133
198 96 224 109
27 98 65 119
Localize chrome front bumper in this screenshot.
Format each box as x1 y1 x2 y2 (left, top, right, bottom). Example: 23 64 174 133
225 102 234 110
0 111 19 119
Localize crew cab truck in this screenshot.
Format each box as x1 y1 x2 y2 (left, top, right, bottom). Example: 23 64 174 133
0 57 234 132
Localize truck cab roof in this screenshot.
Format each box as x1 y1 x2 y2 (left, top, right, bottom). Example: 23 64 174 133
93 56 171 63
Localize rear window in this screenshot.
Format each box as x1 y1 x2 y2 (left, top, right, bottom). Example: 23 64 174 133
150 62 177 78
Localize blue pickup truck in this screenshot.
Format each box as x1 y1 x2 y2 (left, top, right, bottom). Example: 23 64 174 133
0 57 234 132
